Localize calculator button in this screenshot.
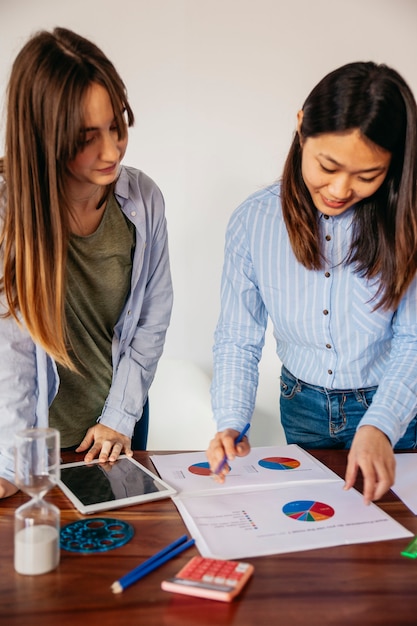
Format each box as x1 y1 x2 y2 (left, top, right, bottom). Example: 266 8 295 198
202 575 214 583
225 579 238 587
214 576 226 585
236 563 250 573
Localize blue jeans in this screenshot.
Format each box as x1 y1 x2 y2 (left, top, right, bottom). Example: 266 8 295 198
279 366 417 450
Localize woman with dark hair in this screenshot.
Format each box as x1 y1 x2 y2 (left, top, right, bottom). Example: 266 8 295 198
206 62 417 503
0 27 172 497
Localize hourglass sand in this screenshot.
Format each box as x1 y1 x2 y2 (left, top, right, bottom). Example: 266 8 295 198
14 428 61 575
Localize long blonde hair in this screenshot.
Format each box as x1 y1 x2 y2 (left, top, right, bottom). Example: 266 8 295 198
0 27 134 368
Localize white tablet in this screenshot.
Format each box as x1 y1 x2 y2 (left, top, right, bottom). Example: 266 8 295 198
58 455 176 515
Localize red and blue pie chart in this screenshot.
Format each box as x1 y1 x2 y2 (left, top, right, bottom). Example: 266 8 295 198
188 462 211 476
282 500 335 522
258 457 301 470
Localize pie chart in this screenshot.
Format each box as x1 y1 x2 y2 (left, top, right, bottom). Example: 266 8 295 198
188 462 211 476
282 500 335 522
258 457 301 470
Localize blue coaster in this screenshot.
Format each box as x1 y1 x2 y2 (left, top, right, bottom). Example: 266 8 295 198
60 518 134 553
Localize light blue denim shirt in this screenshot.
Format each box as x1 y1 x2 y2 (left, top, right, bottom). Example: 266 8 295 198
211 183 417 445
0 166 172 482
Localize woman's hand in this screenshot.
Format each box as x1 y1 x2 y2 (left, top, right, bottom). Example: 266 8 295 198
76 424 133 463
0 478 18 499
206 429 251 483
344 425 396 504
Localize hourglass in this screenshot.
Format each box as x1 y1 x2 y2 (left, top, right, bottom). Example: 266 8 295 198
14 428 61 575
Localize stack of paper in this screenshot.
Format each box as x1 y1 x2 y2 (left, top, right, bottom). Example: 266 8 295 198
151 445 413 560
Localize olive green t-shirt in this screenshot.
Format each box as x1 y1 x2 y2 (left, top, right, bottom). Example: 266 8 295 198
49 195 135 447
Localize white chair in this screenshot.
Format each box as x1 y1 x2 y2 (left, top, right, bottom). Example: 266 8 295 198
147 358 216 450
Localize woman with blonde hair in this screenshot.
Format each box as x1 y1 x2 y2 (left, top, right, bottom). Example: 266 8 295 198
0 27 172 497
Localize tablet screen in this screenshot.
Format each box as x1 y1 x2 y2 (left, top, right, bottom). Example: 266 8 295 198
58 456 176 514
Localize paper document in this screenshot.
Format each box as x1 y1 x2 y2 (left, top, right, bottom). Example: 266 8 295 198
151 445 413 560
151 444 339 495
392 453 417 515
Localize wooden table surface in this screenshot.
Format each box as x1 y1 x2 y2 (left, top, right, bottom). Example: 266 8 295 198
0 449 416 626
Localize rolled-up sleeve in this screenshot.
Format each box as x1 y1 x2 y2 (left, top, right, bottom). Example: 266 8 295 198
98 168 173 437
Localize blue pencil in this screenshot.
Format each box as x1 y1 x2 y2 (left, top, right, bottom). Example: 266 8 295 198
215 423 251 475
111 535 195 593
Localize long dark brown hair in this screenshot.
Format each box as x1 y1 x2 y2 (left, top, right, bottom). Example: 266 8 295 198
281 61 417 310
0 27 134 367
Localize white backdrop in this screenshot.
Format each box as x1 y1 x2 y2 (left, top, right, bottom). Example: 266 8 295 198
1 0 417 446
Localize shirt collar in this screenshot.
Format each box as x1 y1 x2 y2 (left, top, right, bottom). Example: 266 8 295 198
318 205 355 231
114 166 129 200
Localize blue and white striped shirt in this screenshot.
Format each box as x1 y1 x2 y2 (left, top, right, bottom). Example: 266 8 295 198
211 183 417 445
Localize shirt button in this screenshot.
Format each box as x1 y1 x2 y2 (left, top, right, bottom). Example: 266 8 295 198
325 272 330 278
328 369 333 375
131 211 137 217
326 344 331 349
323 309 329 315
324 215 330 220
325 235 331 241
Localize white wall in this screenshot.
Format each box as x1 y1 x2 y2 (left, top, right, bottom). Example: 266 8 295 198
1 0 417 447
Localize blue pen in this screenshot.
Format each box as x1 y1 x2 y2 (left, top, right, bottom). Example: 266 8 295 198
111 535 195 593
215 423 251 475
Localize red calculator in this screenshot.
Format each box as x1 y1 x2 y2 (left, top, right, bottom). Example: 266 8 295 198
161 556 254 602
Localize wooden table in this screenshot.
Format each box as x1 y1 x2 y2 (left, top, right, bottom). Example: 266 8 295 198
0 450 416 626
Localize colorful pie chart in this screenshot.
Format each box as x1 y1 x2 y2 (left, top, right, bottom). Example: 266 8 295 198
258 457 301 470
282 500 335 522
188 462 211 476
